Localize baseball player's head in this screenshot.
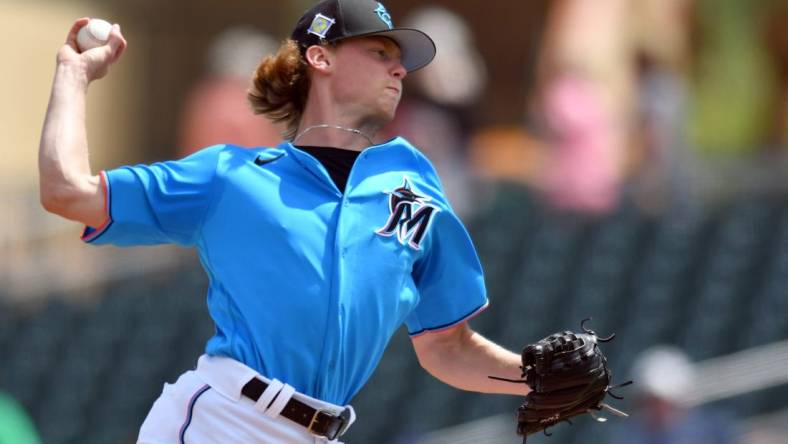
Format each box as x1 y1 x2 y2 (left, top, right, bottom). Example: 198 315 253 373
248 0 436 140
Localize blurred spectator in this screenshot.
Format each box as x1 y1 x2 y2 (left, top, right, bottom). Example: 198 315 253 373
688 0 774 154
381 6 487 217
530 0 701 215
629 55 692 213
627 0 695 213
176 26 283 156
612 346 737 444
539 70 622 214
401 7 486 110
531 0 633 215
467 126 545 186
763 2 788 149
0 391 41 444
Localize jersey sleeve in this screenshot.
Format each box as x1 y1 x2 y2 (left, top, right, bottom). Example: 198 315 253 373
81 145 224 247
404 208 489 336
404 148 488 336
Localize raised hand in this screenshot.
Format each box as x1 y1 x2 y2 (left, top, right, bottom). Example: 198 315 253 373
57 17 127 83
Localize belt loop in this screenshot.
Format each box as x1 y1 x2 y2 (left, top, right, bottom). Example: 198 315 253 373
253 379 284 414
343 404 357 430
265 383 296 418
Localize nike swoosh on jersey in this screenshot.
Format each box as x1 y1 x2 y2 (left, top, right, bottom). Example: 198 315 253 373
254 153 285 167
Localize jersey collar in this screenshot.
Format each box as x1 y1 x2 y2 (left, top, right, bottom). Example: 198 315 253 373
280 137 404 189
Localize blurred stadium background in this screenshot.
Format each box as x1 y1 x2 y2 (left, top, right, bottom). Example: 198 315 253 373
2 0 788 443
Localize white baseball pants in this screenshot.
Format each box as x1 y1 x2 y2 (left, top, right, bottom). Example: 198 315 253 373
137 355 356 444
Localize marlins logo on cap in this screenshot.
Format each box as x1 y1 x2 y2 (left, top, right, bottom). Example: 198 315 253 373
374 2 393 29
307 13 336 39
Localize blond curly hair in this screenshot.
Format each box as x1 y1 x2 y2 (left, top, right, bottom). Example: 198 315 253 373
247 40 311 140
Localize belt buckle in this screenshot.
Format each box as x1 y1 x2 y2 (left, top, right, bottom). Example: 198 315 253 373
307 409 325 435
308 408 351 441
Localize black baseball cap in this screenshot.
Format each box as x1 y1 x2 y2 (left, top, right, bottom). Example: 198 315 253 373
291 0 436 72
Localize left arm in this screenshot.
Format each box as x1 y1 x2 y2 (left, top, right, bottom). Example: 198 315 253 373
411 322 530 396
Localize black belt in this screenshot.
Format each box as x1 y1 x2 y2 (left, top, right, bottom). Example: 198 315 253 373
241 378 351 440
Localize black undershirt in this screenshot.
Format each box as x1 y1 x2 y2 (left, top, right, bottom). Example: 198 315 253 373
295 145 361 193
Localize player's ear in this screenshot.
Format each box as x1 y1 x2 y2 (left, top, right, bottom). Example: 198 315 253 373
305 45 334 74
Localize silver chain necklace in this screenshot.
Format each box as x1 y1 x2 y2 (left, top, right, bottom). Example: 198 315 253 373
293 124 374 145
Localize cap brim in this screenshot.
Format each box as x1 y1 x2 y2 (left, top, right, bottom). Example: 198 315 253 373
350 28 436 72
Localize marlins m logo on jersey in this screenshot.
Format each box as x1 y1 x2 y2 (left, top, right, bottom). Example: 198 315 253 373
376 177 439 250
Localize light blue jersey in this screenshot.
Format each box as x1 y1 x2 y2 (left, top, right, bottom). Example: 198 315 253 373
82 137 488 405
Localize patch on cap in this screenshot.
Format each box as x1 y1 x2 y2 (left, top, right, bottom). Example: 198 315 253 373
374 3 393 29
307 13 336 39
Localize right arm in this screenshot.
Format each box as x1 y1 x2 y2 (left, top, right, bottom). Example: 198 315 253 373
38 18 126 227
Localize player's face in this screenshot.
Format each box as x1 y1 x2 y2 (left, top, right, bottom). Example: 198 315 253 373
329 36 406 125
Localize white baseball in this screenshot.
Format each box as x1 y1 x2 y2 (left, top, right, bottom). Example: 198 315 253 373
76 19 113 52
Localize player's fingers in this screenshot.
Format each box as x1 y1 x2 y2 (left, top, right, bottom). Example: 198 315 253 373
106 24 127 62
65 17 91 48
